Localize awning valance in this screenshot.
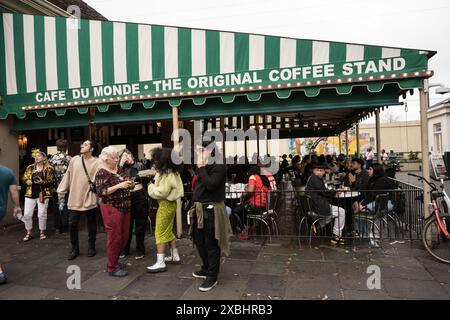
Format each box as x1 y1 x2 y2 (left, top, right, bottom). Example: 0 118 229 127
0 13 435 119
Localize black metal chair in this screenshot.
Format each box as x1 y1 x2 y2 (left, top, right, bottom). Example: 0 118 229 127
298 194 333 248
354 193 391 246
246 191 279 242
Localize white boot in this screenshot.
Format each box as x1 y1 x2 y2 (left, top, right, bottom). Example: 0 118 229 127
164 248 181 264
146 253 167 273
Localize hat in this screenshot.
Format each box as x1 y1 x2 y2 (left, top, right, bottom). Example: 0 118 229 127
351 157 365 167
312 162 327 169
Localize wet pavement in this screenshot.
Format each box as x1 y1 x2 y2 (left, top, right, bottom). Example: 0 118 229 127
1 221 449 300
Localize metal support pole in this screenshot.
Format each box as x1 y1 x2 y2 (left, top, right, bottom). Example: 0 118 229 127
420 82 431 220
345 130 349 157
220 117 225 163
375 108 381 163
172 107 182 238
356 124 360 158
338 133 342 154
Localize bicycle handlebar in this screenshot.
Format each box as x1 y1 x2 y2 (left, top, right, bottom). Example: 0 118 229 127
407 173 438 192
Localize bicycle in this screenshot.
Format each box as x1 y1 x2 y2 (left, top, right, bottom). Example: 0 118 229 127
408 173 450 264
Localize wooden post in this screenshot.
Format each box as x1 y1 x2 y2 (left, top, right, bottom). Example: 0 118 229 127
172 107 182 238
420 82 431 222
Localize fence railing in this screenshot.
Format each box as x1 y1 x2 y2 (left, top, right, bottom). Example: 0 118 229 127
170 180 425 245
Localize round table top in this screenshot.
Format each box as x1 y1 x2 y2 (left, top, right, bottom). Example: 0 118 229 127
335 191 360 198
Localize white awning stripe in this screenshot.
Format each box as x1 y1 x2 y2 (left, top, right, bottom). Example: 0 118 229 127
164 26 178 79
381 48 401 59
312 41 329 65
138 24 152 81
346 44 364 62
3 14 17 94
66 18 80 89
220 32 234 74
23 14 36 93
113 22 127 83
89 20 103 86
249 34 264 70
280 38 296 68
44 17 58 91
191 29 206 76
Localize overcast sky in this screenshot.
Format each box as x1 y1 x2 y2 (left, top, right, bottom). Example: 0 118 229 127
85 0 450 123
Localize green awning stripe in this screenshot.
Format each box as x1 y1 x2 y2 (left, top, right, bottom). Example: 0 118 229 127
329 42 346 63
34 15 46 91
55 16 68 89
13 14 26 93
234 33 249 72
78 19 91 87
178 28 191 77
364 45 382 60
0 14 5 93
265 36 280 69
206 30 220 75
101 21 114 84
296 39 312 66
126 23 139 82
151 25 164 79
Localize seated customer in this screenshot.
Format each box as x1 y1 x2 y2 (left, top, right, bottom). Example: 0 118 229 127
353 163 395 245
353 163 394 213
305 163 346 246
344 158 369 191
233 166 271 228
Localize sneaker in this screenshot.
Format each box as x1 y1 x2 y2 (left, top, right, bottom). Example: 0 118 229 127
135 253 145 260
0 272 7 285
370 239 380 247
330 236 345 246
192 270 207 279
199 278 218 292
119 251 129 259
109 268 128 277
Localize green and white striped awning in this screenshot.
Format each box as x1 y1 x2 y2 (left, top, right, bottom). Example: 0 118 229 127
0 13 435 120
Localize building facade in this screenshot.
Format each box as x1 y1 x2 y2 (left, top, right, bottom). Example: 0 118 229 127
428 98 450 155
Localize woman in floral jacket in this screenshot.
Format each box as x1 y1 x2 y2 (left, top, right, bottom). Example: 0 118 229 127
22 152 55 241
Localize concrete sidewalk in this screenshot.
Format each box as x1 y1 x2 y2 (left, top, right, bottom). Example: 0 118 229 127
0 223 449 300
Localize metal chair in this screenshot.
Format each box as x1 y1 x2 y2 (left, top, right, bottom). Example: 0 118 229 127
298 194 333 248
354 193 390 246
246 191 279 242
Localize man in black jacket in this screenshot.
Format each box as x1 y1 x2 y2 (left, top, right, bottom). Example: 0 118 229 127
305 163 346 245
191 140 230 292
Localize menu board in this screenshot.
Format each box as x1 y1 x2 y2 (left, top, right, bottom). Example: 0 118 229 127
430 154 448 179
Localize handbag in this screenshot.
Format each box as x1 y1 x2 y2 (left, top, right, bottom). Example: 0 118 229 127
81 156 96 194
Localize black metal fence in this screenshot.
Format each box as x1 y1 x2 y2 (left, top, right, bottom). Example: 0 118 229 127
172 178 424 246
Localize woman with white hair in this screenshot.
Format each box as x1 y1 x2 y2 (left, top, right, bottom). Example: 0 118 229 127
95 146 134 277
22 151 55 241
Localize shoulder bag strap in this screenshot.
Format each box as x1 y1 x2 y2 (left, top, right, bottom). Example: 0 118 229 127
81 156 93 184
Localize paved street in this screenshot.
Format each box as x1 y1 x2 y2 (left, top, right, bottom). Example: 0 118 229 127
1 220 450 300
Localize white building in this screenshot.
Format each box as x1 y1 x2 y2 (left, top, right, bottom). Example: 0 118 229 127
428 98 450 155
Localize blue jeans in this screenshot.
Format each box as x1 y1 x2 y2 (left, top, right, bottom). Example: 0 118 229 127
355 200 393 237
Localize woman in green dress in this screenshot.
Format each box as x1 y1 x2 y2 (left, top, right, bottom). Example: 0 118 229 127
146 147 184 273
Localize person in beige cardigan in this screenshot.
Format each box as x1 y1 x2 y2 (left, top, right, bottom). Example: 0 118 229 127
146 148 184 273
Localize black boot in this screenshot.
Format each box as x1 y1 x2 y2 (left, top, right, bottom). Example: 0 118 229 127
87 245 97 257
68 250 79 260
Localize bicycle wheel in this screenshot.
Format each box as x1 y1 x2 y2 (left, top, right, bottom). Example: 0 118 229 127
422 216 450 264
